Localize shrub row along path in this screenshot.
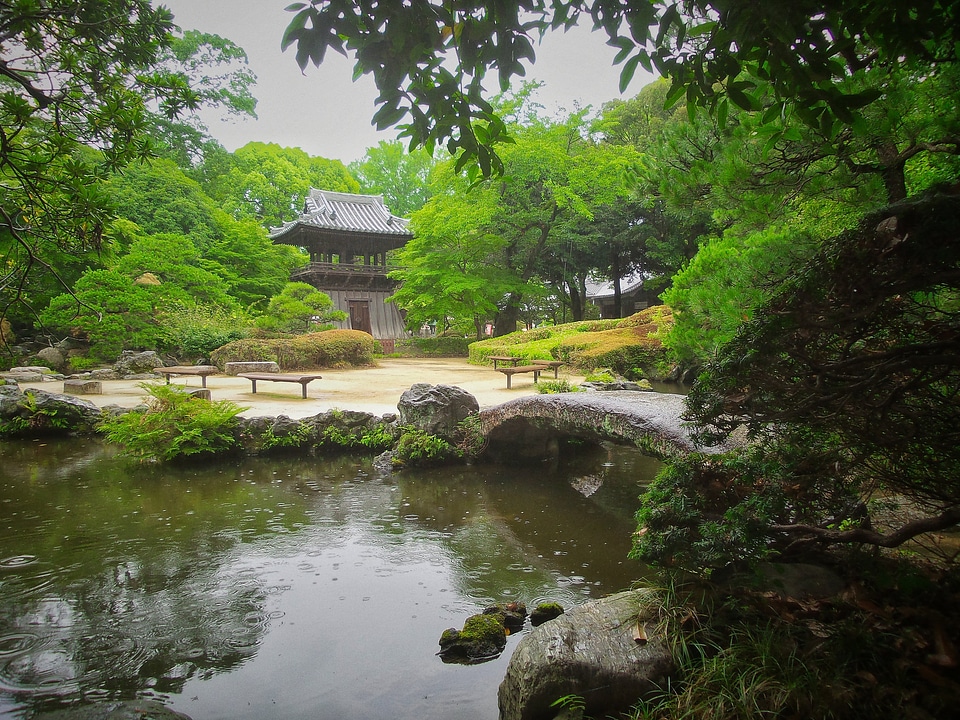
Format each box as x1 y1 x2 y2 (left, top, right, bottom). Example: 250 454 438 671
20 358 587 419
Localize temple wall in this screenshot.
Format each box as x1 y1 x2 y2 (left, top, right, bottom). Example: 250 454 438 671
326 289 408 340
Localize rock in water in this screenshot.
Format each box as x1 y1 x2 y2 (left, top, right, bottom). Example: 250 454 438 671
397 383 479 442
498 589 675 720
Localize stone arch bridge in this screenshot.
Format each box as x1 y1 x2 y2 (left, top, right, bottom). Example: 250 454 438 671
477 391 718 463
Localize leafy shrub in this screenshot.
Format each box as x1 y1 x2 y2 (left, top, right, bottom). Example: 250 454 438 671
210 329 376 369
315 423 395 453
99 384 246 462
584 369 617 382
536 379 578 394
391 428 462 468
159 304 251 359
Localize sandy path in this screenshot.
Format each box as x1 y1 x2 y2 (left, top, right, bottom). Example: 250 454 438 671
19 358 585 419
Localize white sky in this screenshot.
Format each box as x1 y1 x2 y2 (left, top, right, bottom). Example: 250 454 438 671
158 1 657 165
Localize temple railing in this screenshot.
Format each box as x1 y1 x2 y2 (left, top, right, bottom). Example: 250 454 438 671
291 262 402 278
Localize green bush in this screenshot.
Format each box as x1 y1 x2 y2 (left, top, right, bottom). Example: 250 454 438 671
160 304 251 359
391 428 462 468
395 336 471 357
315 423 395 453
536 379 578 394
99 383 246 462
210 329 377 369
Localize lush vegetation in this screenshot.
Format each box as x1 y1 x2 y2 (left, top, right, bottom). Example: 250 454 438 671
99 384 246 462
470 306 673 380
2 1 959 716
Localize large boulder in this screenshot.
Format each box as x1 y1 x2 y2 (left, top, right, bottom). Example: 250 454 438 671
0 387 102 435
35 346 67 372
498 589 675 720
114 350 164 376
397 383 479 442
0 383 24 418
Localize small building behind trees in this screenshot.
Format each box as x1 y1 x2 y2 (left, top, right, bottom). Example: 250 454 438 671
270 189 412 342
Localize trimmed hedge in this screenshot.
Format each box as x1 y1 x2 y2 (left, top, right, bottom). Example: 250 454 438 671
210 329 377 370
394 336 471 357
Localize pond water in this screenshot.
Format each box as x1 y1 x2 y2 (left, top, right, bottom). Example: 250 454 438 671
0 438 662 720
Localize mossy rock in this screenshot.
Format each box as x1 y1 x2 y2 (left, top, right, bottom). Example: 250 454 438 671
438 613 507 664
530 601 565 626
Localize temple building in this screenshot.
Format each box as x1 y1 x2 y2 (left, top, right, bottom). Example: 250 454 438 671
270 189 412 341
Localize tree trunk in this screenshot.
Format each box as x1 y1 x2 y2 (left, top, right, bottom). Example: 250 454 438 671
877 141 908 203
569 281 584 321
494 296 522 337
611 255 623 318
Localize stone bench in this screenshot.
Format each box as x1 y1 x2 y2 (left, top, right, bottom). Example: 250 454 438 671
153 365 219 388
63 379 102 395
489 355 523 370
224 361 280 375
238 372 323 399
496 365 544 389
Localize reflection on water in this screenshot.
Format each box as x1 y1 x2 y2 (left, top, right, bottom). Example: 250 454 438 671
0 438 661 720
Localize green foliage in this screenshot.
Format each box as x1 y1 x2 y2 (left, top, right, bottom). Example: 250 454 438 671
632 576 960 720
210 329 376 370
632 450 788 574
0 390 97 437
348 140 436 217
259 422 312 452
661 226 818 366
284 2 959 178
536 379 579 394
470 307 673 377
0 1 198 316
680 195 960 554
40 270 168 361
197 141 358 228
159 304 251 360
391 428 462 468
98 384 245 462
394 336 471 357
255 282 347 334
315 423 395 453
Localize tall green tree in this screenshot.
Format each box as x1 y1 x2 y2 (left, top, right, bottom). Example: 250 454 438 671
390 167 513 338
0 2 266 335
198 142 358 228
105 158 304 309
348 140 436 217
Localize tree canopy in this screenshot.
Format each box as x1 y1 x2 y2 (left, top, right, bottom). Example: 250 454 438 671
283 0 960 177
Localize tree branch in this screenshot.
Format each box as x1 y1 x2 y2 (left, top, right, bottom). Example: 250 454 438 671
772 505 960 548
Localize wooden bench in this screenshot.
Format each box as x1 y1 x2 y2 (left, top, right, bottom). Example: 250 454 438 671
532 359 565 379
489 355 523 370
496 365 544 389
238 372 323 399
154 365 219 388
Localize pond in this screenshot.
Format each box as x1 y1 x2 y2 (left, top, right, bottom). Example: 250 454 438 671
0 438 662 720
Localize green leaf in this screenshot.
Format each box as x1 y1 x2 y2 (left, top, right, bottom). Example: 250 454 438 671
619 54 641 94
716 97 728 129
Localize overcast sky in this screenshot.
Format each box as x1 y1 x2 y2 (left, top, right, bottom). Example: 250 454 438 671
158 1 657 165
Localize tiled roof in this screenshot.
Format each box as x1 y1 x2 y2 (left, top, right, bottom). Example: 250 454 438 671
270 189 412 239
585 272 646 299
